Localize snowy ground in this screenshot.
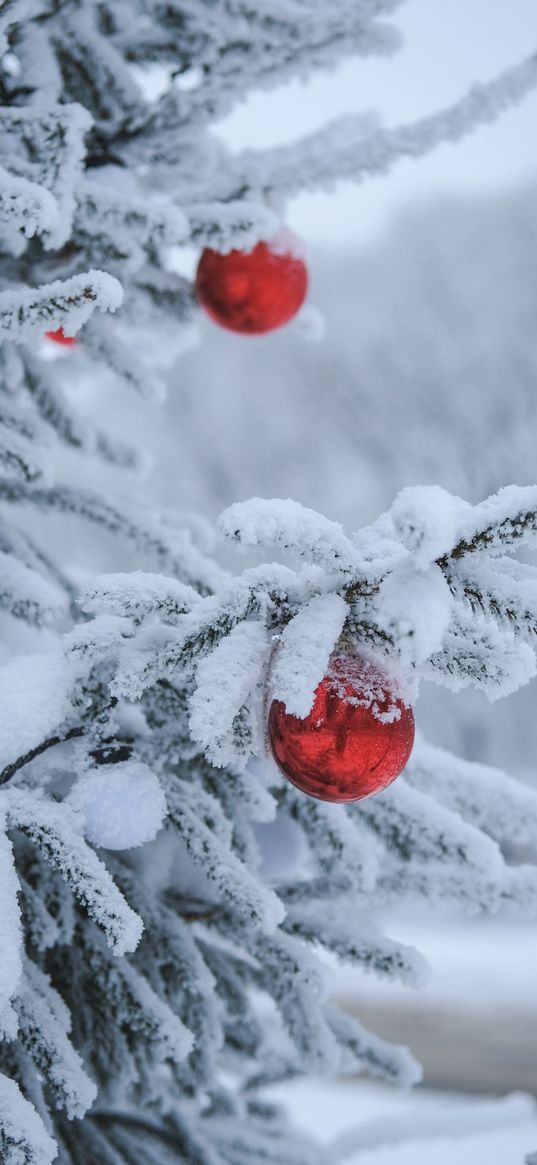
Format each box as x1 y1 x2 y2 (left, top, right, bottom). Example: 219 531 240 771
270 914 537 1162
333 915 537 1098
280 1079 537 1164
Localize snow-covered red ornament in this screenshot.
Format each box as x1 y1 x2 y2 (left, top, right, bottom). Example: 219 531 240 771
45 327 78 347
195 231 308 334
268 652 415 803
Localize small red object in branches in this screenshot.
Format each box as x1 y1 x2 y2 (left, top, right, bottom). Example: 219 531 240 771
45 327 78 347
268 652 415 803
195 233 308 334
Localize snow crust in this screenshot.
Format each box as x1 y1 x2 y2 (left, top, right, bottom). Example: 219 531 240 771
0 652 73 771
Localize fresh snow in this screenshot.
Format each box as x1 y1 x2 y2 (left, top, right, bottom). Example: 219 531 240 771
278 1078 537 1165
270 592 348 716
0 652 74 771
68 760 167 850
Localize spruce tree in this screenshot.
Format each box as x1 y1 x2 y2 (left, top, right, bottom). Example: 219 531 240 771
1 3 537 1162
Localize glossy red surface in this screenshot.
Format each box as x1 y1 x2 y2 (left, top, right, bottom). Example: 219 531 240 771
195 239 308 334
268 653 415 803
45 327 78 347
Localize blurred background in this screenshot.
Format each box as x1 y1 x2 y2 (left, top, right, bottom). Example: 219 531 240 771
52 2 537 1157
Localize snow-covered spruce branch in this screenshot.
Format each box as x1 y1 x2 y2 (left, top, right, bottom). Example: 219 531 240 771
0 165 59 243
0 103 92 249
407 736 537 849
0 1073 57 1165
0 479 225 593
65 489 537 924
75 178 189 257
132 1 400 141
222 48 537 199
4 790 143 954
23 357 144 472
0 523 81 624
0 421 50 485
439 487 537 559
99 488 537 718
81 571 202 623
283 909 428 986
182 200 280 253
0 550 68 629
14 957 97 1120
2 3 537 1161
0 270 122 344
80 319 169 404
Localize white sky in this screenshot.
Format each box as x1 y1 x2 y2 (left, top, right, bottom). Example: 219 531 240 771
216 0 537 247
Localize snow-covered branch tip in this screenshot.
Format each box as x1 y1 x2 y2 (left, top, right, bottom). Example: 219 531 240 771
0 1073 57 1165
8 791 144 956
0 270 123 345
184 200 280 252
0 480 226 594
219 486 537 582
229 48 537 198
439 485 537 561
0 165 59 243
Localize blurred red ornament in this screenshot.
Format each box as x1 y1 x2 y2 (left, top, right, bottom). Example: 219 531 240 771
195 234 308 334
268 652 415 803
45 327 78 347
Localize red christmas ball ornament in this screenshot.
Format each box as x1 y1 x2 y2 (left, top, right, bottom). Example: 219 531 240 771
268 652 415 803
195 232 308 334
45 327 78 347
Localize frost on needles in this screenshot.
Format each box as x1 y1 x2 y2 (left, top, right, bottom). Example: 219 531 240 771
3 487 537 1165
2 1 537 1163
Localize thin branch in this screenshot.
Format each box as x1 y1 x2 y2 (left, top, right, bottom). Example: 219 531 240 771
217 47 537 200
439 508 537 563
0 725 85 787
0 695 119 787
